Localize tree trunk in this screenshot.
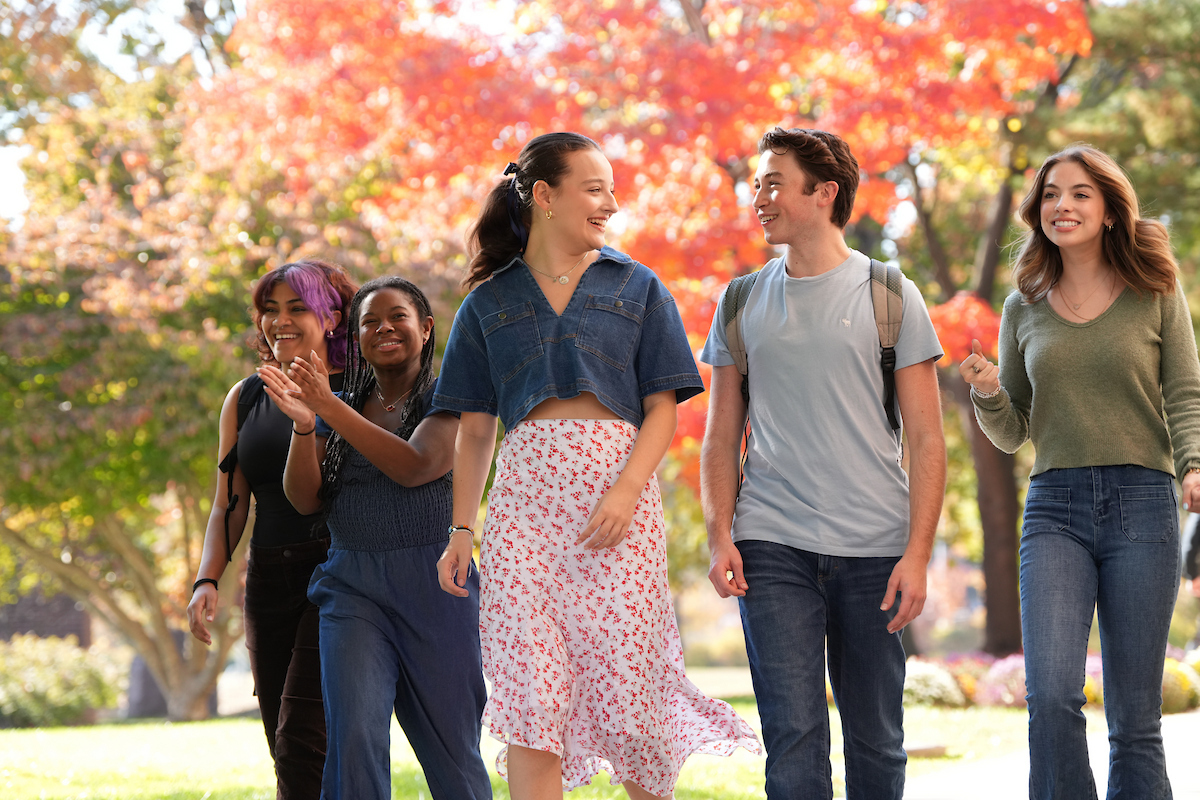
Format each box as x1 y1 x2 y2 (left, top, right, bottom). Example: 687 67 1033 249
964 174 1024 656
950 375 1023 655
164 669 223 722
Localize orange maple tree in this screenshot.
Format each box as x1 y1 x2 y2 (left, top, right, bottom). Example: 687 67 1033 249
185 0 1089 455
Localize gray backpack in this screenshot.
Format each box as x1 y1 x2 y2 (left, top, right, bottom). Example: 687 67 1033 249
721 258 905 431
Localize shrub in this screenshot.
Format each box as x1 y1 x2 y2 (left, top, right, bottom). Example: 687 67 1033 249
0 634 119 727
904 658 968 707
1083 654 1104 707
976 654 1027 708
942 653 996 704
1162 658 1200 714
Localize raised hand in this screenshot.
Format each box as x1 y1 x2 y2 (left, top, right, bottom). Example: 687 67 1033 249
958 338 1001 395
258 365 317 430
286 351 338 416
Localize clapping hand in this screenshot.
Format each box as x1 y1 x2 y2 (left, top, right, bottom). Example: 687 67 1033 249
260 350 337 419
958 339 1000 395
258 364 317 431
287 351 338 416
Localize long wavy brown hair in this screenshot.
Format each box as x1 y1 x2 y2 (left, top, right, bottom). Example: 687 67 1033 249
1012 144 1177 303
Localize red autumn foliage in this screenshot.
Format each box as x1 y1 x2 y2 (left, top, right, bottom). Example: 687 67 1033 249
183 0 1089 460
928 292 1002 367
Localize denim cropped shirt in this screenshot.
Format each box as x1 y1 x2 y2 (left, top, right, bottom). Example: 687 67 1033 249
433 246 704 429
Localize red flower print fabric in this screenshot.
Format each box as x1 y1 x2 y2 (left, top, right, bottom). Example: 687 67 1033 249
479 419 760 795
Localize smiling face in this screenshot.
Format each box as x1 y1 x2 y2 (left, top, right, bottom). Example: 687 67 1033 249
752 149 832 246
259 282 338 366
540 148 618 251
356 287 431 371
1040 160 1114 253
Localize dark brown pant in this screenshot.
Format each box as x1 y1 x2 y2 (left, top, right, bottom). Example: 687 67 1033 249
244 538 330 800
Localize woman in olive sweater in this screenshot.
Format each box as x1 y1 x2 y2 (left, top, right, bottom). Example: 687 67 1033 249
961 144 1200 800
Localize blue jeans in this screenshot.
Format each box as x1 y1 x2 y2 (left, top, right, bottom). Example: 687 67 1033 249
307 543 492 800
736 539 906 800
1021 466 1180 800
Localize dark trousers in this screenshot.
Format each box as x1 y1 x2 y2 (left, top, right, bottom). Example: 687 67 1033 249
244 538 330 800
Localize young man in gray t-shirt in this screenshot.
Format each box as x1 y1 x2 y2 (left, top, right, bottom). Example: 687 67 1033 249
699 127 946 800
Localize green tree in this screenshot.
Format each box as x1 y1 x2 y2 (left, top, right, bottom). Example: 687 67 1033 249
905 0 1200 654
0 18 254 717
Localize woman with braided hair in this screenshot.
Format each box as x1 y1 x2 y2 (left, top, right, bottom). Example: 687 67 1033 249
259 276 491 800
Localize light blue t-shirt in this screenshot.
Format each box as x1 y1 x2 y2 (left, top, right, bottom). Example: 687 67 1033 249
700 251 943 556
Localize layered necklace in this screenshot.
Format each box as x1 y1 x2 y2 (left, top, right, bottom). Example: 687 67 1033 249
527 252 588 285
1057 270 1115 320
375 384 412 412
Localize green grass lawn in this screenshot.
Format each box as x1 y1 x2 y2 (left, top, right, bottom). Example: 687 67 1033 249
0 701 1068 799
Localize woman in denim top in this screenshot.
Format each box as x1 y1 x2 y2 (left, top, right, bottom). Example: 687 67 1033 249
436 132 758 799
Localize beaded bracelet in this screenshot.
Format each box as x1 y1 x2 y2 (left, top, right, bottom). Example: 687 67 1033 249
972 385 1003 400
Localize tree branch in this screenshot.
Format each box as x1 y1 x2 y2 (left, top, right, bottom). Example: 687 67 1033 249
0 525 158 661
677 0 711 46
905 160 956 301
972 172 1014 303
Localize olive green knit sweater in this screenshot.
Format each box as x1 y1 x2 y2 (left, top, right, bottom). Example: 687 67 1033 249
973 282 1200 478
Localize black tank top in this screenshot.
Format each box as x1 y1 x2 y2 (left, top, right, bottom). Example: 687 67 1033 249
237 372 344 548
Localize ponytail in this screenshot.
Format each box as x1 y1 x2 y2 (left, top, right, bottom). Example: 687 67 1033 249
464 132 602 289
466 178 524 288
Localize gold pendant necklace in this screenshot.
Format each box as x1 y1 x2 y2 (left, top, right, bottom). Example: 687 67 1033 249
527 252 588 284
375 384 412 412
1057 272 1111 312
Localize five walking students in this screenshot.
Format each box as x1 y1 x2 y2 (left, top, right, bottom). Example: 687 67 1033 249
186 130 1198 800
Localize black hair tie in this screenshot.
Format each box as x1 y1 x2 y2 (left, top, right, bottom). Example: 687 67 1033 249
503 162 529 252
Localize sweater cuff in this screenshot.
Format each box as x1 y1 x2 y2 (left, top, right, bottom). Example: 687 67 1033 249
971 387 1010 412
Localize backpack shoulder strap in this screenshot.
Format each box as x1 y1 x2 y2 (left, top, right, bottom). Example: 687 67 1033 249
722 271 760 378
870 259 904 348
236 373 265 431
216 373 263 563
722 271 760 410
869 260 904 431
720 271 762 494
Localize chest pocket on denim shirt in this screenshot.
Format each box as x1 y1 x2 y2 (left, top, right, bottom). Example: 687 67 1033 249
576 295 644 371
482 302 543 383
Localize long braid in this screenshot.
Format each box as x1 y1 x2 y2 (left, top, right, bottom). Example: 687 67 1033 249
318 277 439 516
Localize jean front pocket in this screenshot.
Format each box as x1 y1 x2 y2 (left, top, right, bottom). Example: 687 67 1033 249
1118 485 1176 543
576 295 644 371
481 302 544 383
1022 486 1070 534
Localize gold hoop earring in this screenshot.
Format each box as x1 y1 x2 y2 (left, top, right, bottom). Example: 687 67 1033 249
545 208 553 220
1106 223 1114 233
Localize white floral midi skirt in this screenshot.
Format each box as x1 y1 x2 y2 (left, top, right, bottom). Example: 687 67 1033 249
479 418 760 795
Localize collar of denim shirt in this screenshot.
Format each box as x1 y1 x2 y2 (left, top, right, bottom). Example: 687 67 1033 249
491 244 633 277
